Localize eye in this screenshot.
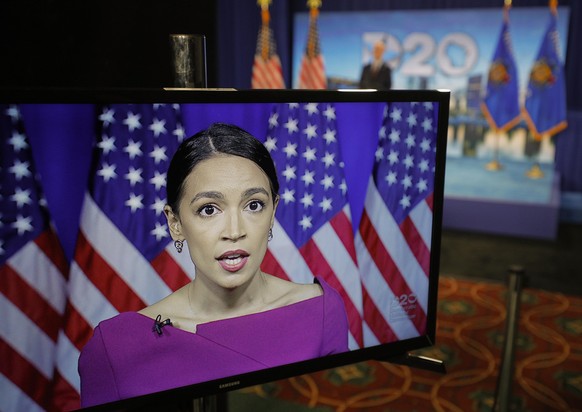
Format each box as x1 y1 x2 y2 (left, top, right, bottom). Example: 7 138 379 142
245 200 265 213
197 204 220 217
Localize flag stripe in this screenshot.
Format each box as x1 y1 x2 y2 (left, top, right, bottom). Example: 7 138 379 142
0 265 61 341
260 249 291 282
0 340 49 411
328 206 358 264
35 230 69 275
362 285 398 343
151 248 192 291
400 215 431 276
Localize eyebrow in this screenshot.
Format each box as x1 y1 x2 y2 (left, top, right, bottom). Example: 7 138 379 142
189 187 269 205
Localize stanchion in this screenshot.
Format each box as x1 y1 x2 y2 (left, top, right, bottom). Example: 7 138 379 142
493 265 525 412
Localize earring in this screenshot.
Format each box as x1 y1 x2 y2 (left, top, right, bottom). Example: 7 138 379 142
268 228 273 241
174 239 184 253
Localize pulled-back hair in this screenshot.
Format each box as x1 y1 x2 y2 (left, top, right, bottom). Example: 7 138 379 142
166 123 279 214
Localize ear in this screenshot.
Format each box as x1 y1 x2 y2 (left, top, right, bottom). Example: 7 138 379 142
164 205 183 240
270 195 280 229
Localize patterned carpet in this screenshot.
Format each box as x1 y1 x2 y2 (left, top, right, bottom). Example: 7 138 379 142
228 276 582 412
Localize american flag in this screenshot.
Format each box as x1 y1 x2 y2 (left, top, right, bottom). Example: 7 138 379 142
356 102 438 347
522 2 568 139
0 105 68 411
297 2 327 89
251 3 285 89
52 104 194 410
261 102 363 349
481 5 521 132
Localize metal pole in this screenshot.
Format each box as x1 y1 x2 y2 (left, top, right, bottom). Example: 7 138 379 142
493 265 525 412
169 34 207 88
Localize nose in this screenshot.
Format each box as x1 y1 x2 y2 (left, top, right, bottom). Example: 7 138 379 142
222 210 246 242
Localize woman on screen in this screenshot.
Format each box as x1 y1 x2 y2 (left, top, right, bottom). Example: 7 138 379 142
78 122 349 407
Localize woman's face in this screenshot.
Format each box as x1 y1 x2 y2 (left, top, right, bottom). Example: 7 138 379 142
166 154 278 290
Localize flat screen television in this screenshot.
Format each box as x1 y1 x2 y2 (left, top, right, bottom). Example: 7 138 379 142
1 89 449 411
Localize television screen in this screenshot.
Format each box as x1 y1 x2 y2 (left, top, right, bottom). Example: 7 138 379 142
0 89 449 411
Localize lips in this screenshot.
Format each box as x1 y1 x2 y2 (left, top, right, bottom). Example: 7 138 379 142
217 249 249 272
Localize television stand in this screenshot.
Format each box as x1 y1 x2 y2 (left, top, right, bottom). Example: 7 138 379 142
378 352 446 374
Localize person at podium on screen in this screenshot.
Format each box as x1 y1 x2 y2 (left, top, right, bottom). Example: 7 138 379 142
78 122 349 407
359 39 392 90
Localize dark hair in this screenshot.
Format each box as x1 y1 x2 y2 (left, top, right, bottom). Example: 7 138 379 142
166 123 279 214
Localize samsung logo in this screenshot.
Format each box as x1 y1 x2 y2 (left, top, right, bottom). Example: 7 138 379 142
219 380 240 389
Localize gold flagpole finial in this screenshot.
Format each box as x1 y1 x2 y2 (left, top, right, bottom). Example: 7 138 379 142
504 0 512 7
257 0 271 10
549 0 558 13
307 0 322 9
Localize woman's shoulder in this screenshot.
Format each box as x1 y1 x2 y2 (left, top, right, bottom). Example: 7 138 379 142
266 275 322 307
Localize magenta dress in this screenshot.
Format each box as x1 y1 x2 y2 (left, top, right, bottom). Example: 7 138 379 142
78 277 349 407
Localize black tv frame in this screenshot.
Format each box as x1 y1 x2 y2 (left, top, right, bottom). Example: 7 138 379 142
2 88 449 412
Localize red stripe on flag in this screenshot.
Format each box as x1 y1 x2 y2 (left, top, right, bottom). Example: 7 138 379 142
426 193 434 211
50 370 81 412
329 211 358 264
0 338 50 410
400 216 431 276
35 230 69 276
362 286 398 344
359 211 427 333
0 265 61 341
151 250 191 291
301 239 364 347
260 249 291 282
62 301 95 352
75 231 145 312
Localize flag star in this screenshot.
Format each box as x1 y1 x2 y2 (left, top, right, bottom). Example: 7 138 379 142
322 128 337 144
375 147 384 162
323 105 336 121
320 174 334 190
288 103 300 109
385 171 397 185
98 163 117 182
423 102 434 110
264 136 277 152
150 222 169 241
417 178 428 192
98 135 116 155
125 167 144 186
283 141 298 158
302 147 317 163
389 128 401 143
153 103 165 109
405 133 416 148
149 145 168 164
403 154 415 169
11 188 32 208
8 132 28 152
9 160 31 180
125 193 144 212
149 118 167 137
123 112 142 131
303 123 318 140
418 159 430 172
150 197 166 216
298 215 313 230
124 139 142 159
99 108 115 126
269 112 279 128
387 150 399 165
407 112 418 128
300 192 314 208
281 188 295 204
6 105 21 121
284 117 299 134
282 165 297 181
301 170 315 186
173 124 186 142
390 107 402 122
322 152 336 168
401 174 413 189
422 117 433 132
339 179 347 195
150 171 166 191
399 194 411 209
304 103 319 115
12 215 33 235
319 197 333 213
378 126 387 140
420 138 432 152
